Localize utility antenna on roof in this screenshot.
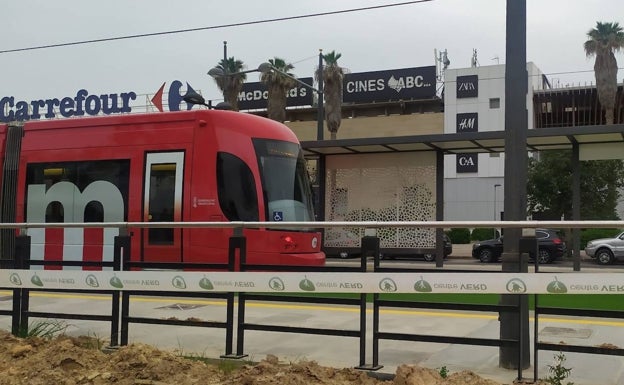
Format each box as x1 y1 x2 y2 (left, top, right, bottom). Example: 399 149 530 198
434 48 450 81
471 49 479 67
434 48 450 98
492 56 500 64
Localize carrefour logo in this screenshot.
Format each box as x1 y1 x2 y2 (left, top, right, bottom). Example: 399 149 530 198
151 81 199 112
0 89 137 123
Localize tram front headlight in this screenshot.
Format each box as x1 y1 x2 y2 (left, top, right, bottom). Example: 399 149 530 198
281 235 297 250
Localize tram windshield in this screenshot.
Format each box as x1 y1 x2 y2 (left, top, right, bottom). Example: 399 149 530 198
253 139 315 225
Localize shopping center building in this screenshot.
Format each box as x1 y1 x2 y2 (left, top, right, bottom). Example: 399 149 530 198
250 61 624 255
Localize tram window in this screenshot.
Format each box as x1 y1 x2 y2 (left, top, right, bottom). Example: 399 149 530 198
148 164 175 245
84 201 104 222
216 153 258 221
45 201 64 223
26 160 130 223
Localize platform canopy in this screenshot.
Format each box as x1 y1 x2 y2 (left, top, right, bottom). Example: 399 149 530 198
302 124 624 161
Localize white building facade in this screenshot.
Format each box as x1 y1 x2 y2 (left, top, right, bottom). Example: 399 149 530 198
442 63 547 221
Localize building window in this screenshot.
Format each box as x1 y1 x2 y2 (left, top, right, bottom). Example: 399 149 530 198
489 98 500 109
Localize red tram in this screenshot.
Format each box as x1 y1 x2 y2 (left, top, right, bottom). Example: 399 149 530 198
0 110 324 269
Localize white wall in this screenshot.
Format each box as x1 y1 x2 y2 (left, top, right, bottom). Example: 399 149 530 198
442 62 545 220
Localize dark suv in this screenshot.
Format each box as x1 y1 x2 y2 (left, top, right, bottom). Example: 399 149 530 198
472 228 566 263
422 234 453 261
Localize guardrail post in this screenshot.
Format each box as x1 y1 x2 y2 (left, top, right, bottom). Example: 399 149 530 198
223 227 247 359
16 234 31 336
513 228 536 381
357 234 383 370
519 229 538 382
12 234 30 336
115 230 131 346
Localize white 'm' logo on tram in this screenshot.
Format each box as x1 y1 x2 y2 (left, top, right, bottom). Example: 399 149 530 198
26 181 124 270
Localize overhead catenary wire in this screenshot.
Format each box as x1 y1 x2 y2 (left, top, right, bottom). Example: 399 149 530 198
0 1 433 54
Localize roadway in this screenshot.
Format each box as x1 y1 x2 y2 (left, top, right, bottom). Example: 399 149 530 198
326 243 624 272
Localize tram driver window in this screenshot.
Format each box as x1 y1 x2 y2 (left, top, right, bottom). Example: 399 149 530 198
216 153 258 221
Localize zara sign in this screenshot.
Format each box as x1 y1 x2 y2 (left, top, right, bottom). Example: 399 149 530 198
456 75 478 98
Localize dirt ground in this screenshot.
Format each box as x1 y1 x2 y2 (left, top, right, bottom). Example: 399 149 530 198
0 330 540 385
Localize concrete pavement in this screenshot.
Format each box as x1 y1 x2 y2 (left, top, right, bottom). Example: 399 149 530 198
1 291 622 385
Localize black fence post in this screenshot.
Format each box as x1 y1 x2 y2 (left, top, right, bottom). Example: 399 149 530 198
365 235 382 369
518 230 536 381
12 234 30 336
116 230 131 346
224 228 247 359
358 235 382 370
16 234 31 336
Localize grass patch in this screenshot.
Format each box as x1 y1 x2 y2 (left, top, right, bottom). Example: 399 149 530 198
535 294 624 311
250 292 624 312
18 319 68 339
380 293 624 312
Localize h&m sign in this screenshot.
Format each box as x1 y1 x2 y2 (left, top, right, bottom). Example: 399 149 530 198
456 75 478 98
456 112 478 132
456 153 478 173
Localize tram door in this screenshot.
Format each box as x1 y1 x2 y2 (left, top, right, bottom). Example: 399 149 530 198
142 152 184 262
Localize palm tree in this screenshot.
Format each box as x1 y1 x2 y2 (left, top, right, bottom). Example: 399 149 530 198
317 50 345 140
316 51 345 222
260 57 296 122
584 22 624 124
213 57 246 111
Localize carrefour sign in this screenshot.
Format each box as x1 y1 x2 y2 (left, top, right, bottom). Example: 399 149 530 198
0 80 201 123
1 89 138 123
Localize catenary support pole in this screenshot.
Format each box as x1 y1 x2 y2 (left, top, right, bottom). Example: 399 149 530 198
499 0 530 370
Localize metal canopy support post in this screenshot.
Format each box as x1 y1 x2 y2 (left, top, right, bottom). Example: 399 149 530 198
572 142 581 271
435 150 444 268
499 0 530 371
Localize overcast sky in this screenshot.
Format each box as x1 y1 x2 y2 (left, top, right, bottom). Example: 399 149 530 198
2 0 623 106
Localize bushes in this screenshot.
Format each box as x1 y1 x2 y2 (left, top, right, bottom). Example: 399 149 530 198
446 228 500 244
471 227 499 241
446 228 471 244
580 228 622 249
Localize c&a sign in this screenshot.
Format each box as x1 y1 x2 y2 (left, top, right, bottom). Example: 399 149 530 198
456 153 478 173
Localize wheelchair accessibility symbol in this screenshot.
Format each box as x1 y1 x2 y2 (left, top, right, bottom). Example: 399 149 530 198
273 211 283 221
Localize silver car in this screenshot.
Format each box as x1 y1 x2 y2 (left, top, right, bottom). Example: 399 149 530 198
585 231 624 265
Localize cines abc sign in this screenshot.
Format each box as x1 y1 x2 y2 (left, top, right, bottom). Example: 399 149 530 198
343 66 436 103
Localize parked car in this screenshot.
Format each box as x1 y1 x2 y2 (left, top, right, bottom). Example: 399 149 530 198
471 228 566 263
584 231 624 265
422 234 453 261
